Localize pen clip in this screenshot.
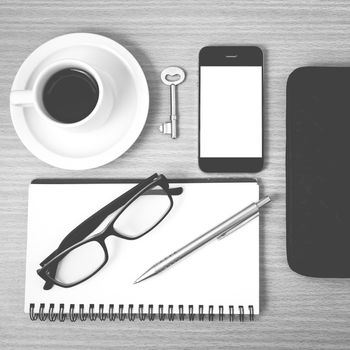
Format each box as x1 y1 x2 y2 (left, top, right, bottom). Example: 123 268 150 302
217 212 259 240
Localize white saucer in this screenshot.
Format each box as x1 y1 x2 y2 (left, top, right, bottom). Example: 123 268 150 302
10 33 149 170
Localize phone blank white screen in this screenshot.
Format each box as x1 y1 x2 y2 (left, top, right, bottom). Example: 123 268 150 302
200 66 262 158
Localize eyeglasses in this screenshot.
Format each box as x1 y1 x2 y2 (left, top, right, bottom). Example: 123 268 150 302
37 174 183 289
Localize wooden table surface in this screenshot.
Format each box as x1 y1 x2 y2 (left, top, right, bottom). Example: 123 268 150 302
1 0 350 349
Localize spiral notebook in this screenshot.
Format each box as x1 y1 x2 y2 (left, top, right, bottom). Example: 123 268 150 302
25 178 260 322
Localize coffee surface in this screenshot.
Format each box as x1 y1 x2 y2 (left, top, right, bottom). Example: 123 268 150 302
43 68 99 124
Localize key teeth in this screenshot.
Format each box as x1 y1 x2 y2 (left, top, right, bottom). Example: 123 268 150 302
159 122 172 135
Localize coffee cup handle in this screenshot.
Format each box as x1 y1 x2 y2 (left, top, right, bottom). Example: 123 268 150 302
10 90 35 106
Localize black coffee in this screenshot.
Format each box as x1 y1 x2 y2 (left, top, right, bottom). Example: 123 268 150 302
43 68 99 124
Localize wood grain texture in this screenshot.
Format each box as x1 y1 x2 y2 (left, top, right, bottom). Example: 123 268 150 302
1 0 350 349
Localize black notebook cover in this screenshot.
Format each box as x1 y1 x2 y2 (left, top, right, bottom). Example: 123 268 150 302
286 67 350 277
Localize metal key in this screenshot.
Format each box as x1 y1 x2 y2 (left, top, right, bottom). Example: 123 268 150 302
159 67 186 139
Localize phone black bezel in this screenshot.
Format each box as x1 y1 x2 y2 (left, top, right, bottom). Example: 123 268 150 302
198 46 264 173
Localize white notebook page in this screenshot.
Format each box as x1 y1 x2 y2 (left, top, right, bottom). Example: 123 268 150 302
25 181 259 314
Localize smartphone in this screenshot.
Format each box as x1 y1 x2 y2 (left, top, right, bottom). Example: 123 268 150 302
198 46 263 172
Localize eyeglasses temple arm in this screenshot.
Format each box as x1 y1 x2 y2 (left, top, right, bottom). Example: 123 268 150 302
143 187 183 196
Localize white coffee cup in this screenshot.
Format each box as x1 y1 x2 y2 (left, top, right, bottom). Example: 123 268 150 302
10 59 114 131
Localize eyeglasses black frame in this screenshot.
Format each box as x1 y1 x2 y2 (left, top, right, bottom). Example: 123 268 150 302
37 173 181 289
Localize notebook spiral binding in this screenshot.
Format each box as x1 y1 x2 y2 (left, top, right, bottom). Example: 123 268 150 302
29 303 254 322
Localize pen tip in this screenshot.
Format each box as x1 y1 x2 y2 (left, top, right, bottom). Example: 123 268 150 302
134 275 144 284
133 271 151 284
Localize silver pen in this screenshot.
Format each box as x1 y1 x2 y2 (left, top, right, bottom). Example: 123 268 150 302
134 196 271 284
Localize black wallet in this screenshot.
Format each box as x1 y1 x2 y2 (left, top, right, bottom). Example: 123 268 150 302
286 67 350 277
